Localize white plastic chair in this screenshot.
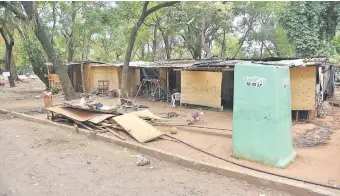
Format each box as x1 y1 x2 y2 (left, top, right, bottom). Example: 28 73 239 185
171 93 181 107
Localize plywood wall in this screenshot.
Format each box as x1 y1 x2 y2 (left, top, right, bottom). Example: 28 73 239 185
159 68 167 86
290 67 316 110
91 66 120 91
134 68 140 86
83 64 91 92
181 71 222 108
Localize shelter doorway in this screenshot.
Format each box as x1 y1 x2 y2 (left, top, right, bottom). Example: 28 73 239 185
221 71 234 109
169 69 181 93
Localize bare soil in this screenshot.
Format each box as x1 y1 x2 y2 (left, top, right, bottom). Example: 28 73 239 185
0 116 292 196
1 80 340 194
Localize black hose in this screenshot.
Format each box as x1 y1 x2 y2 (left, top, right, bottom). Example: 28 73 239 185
154 124 232 131
165 134 340 190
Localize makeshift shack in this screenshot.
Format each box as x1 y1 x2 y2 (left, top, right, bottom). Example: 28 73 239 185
180 58 335 119
68 60 194 99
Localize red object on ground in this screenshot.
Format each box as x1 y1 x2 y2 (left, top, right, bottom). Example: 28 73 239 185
0 79 7 85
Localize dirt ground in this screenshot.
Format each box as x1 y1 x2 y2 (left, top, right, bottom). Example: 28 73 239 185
0 80 339 194
0 115 293 196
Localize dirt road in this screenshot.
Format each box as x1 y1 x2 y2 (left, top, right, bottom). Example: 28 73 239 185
0 115 293 196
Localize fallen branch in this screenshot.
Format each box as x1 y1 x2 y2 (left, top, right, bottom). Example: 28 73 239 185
106 128 125 140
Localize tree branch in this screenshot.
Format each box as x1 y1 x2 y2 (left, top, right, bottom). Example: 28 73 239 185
145 1 179 17
0 2 27 21
0 27 9 46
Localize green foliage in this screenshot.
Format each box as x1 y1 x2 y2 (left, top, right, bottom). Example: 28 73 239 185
280 1 340 57
273 25 295 57
50 86 59 95
3 0 340 72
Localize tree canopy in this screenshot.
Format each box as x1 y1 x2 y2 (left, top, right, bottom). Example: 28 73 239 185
0 1 339 98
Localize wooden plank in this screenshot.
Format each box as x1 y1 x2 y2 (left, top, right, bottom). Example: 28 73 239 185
181 71 222 108
88 114 114 124
129 110 164 120
113 113 163 143
107 129 125 140
47 106 107 122
290 67 316 110
159 68 167 86
134 68 140 85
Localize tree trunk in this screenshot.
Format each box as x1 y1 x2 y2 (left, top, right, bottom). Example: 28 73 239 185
151 16 160 61
273 42 281 57
67 37 75 62
116 53 121 61
141 43 146 60
201 11 211 58
10 54 20 80
121 24 140 98
17 26 49 88
24 42 49 87
260 42 264 59
22 2 77 100
262 41 274 57
233 17 254 58
5 47 15 87
67 1 76 63
0 27 15 87
160 28 171 59
193 35 202 60
80 62 85 93
220 29 226 57
121 1 179 98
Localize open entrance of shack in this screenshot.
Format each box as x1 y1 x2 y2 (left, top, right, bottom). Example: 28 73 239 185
221 70 234 109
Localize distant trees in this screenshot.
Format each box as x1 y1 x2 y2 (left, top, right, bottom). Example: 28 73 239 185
0 1 340 98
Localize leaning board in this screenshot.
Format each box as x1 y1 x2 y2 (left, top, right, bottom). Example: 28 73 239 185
113 113 163 143
181 71 222 108
47 106 105 122
290 67 316 110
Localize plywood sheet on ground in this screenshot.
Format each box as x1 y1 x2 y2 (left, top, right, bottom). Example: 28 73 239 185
181 71 222 108
290 67 316 110
113 113 163 143
47 106 107 122
129 110 163 120
88 114 114 124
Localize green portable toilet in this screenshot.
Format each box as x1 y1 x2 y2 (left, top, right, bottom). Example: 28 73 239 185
232 63 296 168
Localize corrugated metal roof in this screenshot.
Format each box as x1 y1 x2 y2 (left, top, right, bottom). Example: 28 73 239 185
89 60 195 68
182 58 330 71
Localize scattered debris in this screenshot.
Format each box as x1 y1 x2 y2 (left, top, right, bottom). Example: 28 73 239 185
120 98 134 106
192 111 204 121
130 109 163 120
328 180 338 187
169 127 178 134
136 155 150 166
168 112 179 118
294 126 333 148
47 103 164 143
23 108 43 115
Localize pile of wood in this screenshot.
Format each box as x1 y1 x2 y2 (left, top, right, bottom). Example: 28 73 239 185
48 105 165 143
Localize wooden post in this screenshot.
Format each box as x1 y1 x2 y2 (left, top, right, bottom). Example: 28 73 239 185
167 68 170 102
80 62 85 93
